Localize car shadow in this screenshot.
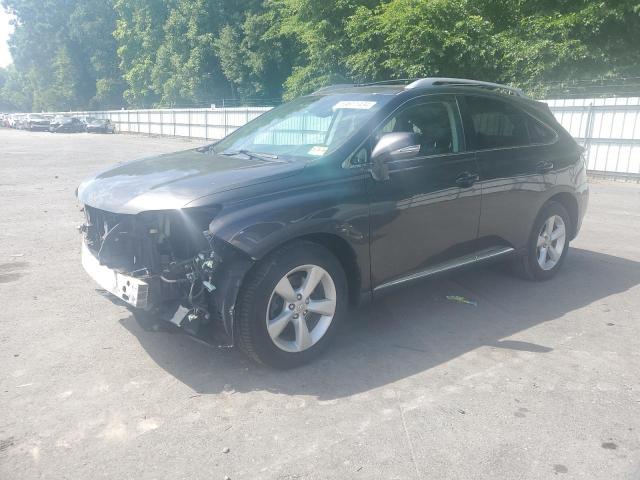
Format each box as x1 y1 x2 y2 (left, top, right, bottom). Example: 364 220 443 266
118 248 640 400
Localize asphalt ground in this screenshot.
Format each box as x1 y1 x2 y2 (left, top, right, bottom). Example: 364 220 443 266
1 128 639 479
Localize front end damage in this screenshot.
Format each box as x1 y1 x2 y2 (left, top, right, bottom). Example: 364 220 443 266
79 205 253 343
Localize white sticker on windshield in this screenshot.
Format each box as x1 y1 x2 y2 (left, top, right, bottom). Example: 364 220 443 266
308 146 329 156
333 100 377 110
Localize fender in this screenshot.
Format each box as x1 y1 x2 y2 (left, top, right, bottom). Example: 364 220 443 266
200 164 373 332
208 242 254 342
210 164 368 247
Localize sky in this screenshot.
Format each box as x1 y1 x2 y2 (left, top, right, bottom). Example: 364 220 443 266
0 6 14 68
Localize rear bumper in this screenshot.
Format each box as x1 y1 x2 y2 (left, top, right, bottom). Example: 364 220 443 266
81 241 151 309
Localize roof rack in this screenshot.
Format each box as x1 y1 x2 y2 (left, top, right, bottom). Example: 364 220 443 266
312 78 526 97
354 79 417 87
312 79 413 94
405 78 526 97
312 84 355 94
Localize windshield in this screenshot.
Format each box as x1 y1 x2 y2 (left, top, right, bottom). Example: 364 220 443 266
29 114 46 120
212 93 393 160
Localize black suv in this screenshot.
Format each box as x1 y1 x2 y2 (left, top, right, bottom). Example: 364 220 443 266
77 78 588 368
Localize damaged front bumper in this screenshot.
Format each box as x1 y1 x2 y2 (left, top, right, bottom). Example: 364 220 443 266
79 205 254 344
82 240 151 308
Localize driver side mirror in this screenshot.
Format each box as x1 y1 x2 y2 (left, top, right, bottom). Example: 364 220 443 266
370 132 421 181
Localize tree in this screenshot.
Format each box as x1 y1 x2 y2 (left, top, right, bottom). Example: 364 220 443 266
344 0 640 97
2 0 639 110
2 0 76 110
69 0 125 109
151 0 235 106
113 0 168 107
215 2 296 101
2 0 121 110
275 0 378 99
0 65 31 110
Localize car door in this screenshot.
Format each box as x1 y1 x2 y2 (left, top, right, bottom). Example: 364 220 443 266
460 95 560 251
367 95 482 290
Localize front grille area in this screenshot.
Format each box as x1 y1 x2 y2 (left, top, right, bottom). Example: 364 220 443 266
84 206 153 274
81 205 232 325
83 206 207 276
84 206 128 252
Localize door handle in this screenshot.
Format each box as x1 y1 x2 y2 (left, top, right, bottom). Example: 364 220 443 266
536 161 554 173
456 171 480 187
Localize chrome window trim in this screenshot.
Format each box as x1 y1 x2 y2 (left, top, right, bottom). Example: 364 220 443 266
385 150 474 167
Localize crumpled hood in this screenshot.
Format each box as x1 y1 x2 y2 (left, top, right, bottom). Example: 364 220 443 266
77 148 304 214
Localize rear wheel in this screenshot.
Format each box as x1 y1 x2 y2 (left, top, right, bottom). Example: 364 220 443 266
236 241 347 368
513 201 571 281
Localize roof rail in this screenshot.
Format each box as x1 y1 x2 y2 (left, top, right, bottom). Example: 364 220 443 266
354 79 417 87
312 84 354 94
405 78 526 97
312 79 414 94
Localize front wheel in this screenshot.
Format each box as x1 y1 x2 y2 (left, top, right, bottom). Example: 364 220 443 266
236 241 347 368
513 201 571 281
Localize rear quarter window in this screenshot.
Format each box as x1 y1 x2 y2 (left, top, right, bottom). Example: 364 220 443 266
465 96 530 149
526 116 557 144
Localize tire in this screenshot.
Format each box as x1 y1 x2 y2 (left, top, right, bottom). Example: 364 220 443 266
236 241 347 369
513 200 571 281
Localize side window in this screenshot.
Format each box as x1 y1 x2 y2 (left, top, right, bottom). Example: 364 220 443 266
465 96 530 149
527 117 557 144
376 100 462 156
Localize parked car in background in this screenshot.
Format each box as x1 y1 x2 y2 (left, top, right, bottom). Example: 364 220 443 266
50 116 85 133
86 118 115 134
14 114 27 129
25 113 51 131
49 115 65 131
77 77 588 368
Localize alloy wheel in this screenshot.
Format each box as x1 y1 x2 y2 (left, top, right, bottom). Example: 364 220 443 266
266 264 337 353
536 214 566 271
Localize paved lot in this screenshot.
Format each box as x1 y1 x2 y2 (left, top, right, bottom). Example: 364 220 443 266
1 128 639 480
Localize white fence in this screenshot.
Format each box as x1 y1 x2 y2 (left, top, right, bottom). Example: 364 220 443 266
546 97 640 177
69 106 272 140
62 96 640 177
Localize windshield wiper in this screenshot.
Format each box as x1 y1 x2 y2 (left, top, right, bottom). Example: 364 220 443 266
196 142 217 153
219 149 279 161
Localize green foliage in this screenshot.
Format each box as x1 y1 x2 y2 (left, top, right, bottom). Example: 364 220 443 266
344 0 640 97
151 0 231 106
276 0 378 99
216 3 295 100
346 0 500 82
0 65 31 110
69 0 125 109
113 0 168 107
1 0 639 111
